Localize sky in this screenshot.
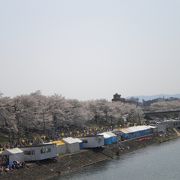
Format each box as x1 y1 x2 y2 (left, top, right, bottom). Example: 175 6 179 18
0 0 180 100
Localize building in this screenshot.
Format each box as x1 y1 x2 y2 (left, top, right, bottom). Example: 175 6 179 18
52 140 66 155
98 132 118 145
164 119 180 129
154 119 180 133
2 148 24 166
20 143 57 162
120 125 155 140
80 135 104 148
112 93 138 105
112 93 125 102
154 122 167 133
63 137 82 154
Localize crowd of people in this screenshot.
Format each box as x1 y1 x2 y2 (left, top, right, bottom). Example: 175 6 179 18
0 160 25 175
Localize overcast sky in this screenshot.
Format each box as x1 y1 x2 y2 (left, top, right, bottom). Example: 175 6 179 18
0 0 180 100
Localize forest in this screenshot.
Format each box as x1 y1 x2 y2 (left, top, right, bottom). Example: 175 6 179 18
0 90 180 141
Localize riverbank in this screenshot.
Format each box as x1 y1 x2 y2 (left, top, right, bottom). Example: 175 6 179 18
0 134 178 180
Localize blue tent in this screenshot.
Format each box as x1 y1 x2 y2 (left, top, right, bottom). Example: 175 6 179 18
120 126 154 140
99 132 118 145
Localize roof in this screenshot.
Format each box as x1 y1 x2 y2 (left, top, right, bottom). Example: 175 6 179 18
52 140 65 146
120 125 156 134
63 137 82 144
43 142 54 145
21 143 55 148
80 135 104 139
2 148 23 155
164 119 180 122
99 132 117 138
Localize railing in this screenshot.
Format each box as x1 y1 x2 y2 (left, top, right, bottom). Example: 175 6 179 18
144 109 180 115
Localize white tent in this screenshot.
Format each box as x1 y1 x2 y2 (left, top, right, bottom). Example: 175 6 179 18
81 135 104 148
21 143 57 162
63 137 82 154
2 148 24 166
52 140 66 155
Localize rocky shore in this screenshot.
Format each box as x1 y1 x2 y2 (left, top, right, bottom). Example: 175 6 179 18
0 134 178 180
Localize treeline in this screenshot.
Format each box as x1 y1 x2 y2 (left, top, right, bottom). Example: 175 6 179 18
0 91 144 135
149 100 180 111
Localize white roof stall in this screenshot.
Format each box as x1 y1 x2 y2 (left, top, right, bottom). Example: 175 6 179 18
2 148 24 166
63 137 82 154
80 135 104 148
20 143 57 162
52 140 66 155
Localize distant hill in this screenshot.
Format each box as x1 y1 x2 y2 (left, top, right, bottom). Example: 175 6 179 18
130 94 180 102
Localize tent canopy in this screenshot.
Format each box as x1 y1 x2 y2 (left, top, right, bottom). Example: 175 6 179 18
2 148 23 155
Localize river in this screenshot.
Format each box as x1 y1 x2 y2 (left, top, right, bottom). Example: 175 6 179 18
56 138 180 180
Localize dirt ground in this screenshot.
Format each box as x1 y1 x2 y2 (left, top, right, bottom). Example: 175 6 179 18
0 134 178 180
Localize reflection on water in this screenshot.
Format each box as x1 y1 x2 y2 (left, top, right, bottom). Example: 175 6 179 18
54 139 180 180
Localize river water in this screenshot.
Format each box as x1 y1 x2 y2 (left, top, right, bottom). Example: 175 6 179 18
57 138 180 180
